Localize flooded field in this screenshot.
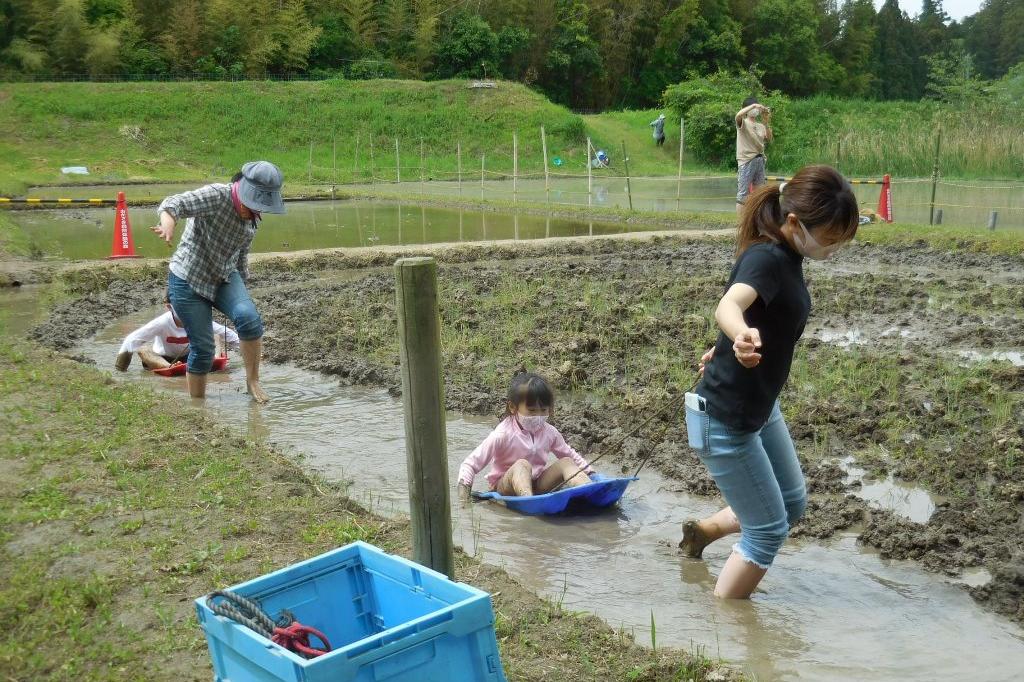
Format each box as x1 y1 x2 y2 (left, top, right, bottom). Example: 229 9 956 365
8 199 653 260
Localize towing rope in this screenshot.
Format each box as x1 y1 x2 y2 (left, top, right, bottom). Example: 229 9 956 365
206 590 332 659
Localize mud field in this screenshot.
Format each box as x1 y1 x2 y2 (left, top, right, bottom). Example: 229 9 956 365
31 235 1024 626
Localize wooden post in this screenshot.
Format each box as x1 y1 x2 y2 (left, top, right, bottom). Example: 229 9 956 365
586 137 593 208
457 142 462 196
513 132 519 206
676 117 684 211
369 138 376 187
395 138 401 184
394 257 454 578
988 211 998 231
621 141 633 212
353 134 360 181
420 138 425 193
929 126 941 225
541 125 550 206
480 153 485 201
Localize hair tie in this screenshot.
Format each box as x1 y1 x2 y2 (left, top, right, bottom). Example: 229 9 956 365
778 181 787 195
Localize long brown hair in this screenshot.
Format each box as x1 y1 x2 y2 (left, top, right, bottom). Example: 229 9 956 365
737 165 859 255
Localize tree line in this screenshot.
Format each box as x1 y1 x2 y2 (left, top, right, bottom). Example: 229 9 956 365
1 0 1021 109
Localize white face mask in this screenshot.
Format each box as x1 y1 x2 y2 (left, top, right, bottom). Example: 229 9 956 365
518 415 548 433
792 219 842 260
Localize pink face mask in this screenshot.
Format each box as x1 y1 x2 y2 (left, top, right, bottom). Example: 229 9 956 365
231 181 261 221
517 415 548 433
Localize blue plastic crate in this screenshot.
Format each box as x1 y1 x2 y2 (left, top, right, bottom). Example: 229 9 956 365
195 541 507 682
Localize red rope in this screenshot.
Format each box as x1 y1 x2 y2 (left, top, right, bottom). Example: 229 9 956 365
272 622 332 658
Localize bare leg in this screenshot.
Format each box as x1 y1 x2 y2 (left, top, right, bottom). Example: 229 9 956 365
534 458 589 494
496 459 533 497
714 551 767 599
186 371 208 399
138 349 172 370
680 506 740 558
214 335 226 357
240 338 269 404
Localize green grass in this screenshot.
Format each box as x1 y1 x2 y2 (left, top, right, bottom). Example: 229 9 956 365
0 210 31 258
857 221 1024 256
0 80 1018 200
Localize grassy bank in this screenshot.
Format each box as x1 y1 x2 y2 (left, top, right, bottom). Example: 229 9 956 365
0 80 1019 199
0 338 735 680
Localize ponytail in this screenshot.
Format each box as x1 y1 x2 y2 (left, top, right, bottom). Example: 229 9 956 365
736 184 785 256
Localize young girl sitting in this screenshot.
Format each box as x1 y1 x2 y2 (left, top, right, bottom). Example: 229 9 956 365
457 372 596 501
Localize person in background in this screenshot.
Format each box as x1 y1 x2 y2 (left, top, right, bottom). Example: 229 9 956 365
115 295 239 371
151 162 285 403
650 113 667 146
735 97 773 216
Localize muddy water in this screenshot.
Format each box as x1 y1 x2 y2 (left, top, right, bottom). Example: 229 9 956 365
8 200 642 260
62 304 1024 681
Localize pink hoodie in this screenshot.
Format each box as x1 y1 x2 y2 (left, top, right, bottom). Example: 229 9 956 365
458 416 593 489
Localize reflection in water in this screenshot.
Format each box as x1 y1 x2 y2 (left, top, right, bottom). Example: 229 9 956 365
65 304 1024 682
8 200 649 261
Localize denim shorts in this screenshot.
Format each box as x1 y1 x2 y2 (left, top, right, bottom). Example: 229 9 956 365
685 396 807 568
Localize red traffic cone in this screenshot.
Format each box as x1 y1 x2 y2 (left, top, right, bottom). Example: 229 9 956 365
108 191 140 259
876 174 893 223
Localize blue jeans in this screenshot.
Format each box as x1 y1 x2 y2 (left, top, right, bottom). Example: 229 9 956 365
686 398 807 568
167 271 263 374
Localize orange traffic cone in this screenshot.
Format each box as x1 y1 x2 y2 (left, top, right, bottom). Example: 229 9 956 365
876 174 893 223
107 191 140 259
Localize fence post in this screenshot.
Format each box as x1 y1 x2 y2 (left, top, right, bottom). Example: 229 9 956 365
676 117 685 212
988 211 998 231
395 138 401 184
393 257 454 578
369 138 376 187
586 137 593 207
513 132 519 206
353 133 360 181
541 125 550 206
420 138 425 193
457 142 462 196
929 126 941 225
621 141 633 212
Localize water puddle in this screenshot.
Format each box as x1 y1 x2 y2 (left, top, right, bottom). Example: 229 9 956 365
840 457 940 524
61 304 1024 681
812 326 916 348
958 349 1024 367
8 199 656 260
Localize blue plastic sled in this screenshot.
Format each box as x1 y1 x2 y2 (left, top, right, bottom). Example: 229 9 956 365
471 473 637 515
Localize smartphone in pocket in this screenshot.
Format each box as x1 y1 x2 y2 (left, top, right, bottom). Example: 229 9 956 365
684 392 709 453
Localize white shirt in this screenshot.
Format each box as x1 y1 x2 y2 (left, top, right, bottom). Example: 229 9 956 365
118 311 239 358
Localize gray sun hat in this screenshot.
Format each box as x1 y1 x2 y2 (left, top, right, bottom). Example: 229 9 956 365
238 161 286 214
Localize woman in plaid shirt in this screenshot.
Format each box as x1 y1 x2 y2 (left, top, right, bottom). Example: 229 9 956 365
151 161 285 404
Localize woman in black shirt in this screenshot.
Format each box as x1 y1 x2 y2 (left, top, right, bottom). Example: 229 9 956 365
681 165 859 598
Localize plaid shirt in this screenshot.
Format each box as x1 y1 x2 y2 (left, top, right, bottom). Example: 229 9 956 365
160 184 258 301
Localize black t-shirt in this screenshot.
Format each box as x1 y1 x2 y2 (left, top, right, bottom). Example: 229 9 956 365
697 242 811 432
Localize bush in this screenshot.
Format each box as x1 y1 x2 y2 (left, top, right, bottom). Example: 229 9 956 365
663 71 787 167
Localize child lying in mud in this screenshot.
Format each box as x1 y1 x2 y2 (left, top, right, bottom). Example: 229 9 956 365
457 372 597 501
680 165 859 599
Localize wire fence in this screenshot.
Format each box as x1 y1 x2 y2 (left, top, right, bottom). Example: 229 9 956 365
295 130 1024 228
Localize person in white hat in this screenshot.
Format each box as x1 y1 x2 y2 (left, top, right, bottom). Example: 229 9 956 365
151 161 285 403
